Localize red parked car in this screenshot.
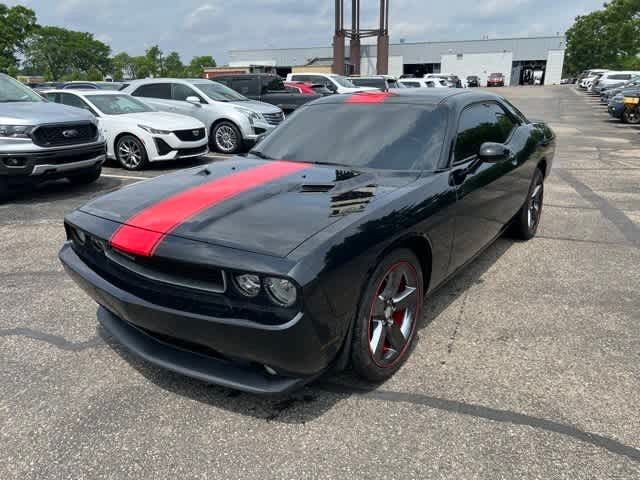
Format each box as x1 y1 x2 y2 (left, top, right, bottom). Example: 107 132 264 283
487 73 505 87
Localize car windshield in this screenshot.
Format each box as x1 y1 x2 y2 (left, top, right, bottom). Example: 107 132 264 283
0 75 43 103
251 103 447 171
193 81 247 102
88 94 153 114
331 75 356 88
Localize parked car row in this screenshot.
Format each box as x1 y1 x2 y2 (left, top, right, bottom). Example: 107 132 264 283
576 69 640 125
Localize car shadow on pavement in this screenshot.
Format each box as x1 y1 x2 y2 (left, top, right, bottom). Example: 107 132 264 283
98 238 515 425
2 176 127 205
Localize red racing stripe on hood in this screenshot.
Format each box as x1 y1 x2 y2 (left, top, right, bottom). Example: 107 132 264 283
110 161 308 256
345 91 392 103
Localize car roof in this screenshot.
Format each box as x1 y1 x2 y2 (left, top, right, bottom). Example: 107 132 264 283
311 88 502 106
125 78 210 85
42 89 125 96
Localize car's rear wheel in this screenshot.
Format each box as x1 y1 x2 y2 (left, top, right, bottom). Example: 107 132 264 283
351 248 423 382
67 166 102 185
212 121 242 154
622 107 640 124
116 135 148 170
509 167 544 240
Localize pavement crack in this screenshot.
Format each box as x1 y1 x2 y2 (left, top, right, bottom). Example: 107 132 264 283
0 328 103 352
318 382 640 463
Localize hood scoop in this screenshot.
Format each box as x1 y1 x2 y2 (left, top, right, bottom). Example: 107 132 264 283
300 183 335 193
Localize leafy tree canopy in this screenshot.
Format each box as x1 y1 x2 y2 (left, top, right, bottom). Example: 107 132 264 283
0 3 38 73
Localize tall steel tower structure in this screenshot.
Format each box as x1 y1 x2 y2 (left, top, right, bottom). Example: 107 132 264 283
333 0 390 75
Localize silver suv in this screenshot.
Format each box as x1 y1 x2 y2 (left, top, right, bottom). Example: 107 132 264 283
122 78 284 154
1 74 106 201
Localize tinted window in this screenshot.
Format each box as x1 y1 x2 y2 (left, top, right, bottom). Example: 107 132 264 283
291 75 312 82
172 83 203 102
263 76 285 91
252 104 447 171
132 83 171 99
63 83 96 89
401 81 420 88
214 78 231 86
231 78 258 95
44 92 58 102
192 81 246 101
454 103 517 162
60 93 94 114
350 78 385 89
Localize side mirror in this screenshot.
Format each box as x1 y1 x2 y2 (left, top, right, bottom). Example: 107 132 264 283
478 142 510 162
326 83 338 93
186 96 201 106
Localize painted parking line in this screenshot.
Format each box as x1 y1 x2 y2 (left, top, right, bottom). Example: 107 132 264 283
101 173 149 181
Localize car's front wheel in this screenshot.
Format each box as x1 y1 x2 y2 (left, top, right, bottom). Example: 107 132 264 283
622 107 640 124
212 121 242 154
351 248 424 382
116 135 148 170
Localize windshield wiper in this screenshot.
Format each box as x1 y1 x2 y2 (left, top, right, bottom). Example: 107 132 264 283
309 161 349 167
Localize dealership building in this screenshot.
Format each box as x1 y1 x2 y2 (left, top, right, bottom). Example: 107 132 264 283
224 36 566 86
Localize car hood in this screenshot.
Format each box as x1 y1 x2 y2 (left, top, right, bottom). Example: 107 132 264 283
0 101 95 125
79 158 417 258
118 111 204 130
227 99 282 114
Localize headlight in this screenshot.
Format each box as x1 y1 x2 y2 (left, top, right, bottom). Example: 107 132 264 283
264 277 297 307
138 124 171 135
247 112 262 125
234 273 261 297
0 125 32 138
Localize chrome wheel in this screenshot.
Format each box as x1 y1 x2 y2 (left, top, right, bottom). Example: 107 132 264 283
117 137 144 169
623 108 640 124
527 181 543 230
368 262 420 367
215 124 239 153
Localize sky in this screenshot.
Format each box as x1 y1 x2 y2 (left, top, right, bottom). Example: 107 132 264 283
7 0 604 64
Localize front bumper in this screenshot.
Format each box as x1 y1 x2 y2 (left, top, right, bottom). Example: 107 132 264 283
0 142 106 182
59 243 329 394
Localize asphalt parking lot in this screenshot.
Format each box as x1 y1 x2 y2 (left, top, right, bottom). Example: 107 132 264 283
1 86 639 479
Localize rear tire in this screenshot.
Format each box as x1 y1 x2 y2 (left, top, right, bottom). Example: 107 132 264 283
508 168 544 240
351 248 423 382
68 167 102 185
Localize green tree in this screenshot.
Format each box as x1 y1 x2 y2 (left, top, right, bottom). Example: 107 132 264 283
111 52 135 80
565 0 640 74
164 51 185 77
0 3 38 73
186 55 216 78
144 45 164 77
26 26 111 80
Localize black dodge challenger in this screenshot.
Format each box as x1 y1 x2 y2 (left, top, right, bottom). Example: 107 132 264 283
60 89 554 394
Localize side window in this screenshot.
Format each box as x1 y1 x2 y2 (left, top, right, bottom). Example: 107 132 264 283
454 103 515 163
263 76 285 92
291 75 309 82
214 78 230 86
45 92 59 102
131 83 171 99
60 93 92 112
402 81 420 88
231 78 258 95
172 83 203 102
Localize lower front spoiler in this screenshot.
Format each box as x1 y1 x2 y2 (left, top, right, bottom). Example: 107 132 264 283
97 307 307 395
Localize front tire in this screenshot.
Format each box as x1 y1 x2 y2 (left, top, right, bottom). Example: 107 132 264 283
351 248 424 382
67 167 102 185
212 121 242 154
116 135 148 170
509 168 544 240
622 107 640 124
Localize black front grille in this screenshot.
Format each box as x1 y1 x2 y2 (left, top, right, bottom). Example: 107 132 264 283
32 122 98 147
263 112 285 126
173 128 206 141
177 146 208 157
1 145 105 166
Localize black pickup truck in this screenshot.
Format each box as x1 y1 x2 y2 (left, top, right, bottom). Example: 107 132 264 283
212 74 321 113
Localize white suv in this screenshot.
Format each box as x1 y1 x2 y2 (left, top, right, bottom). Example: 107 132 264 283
122 79 284 154
285 73 377 94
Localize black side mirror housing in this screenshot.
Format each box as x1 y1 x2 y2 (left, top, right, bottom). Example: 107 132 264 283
478 142 510 162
